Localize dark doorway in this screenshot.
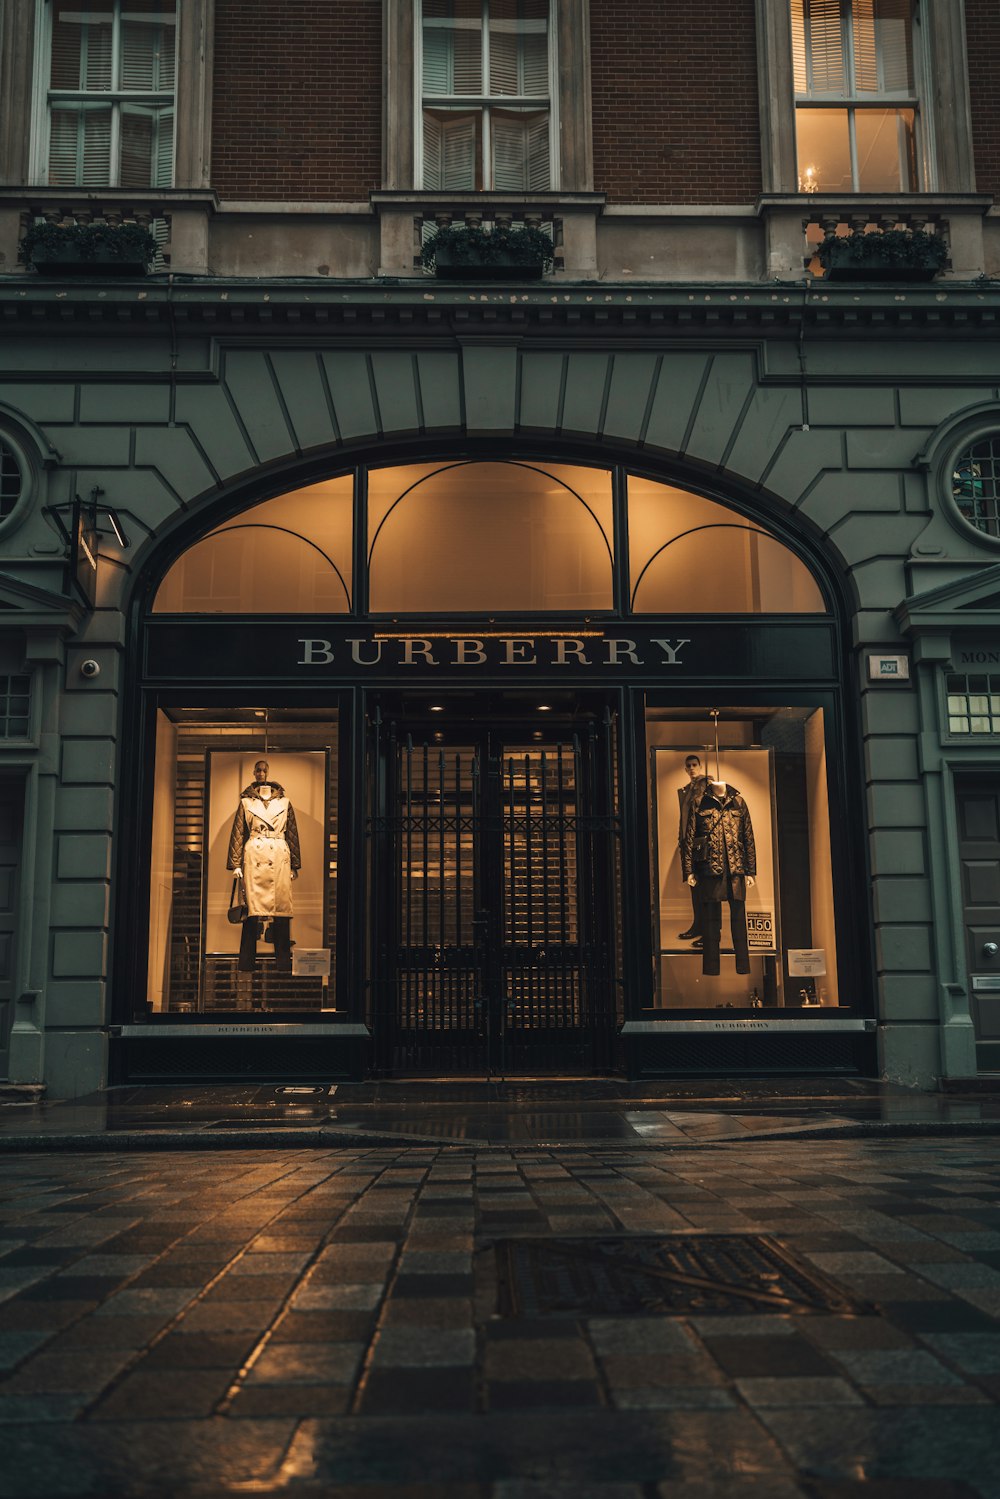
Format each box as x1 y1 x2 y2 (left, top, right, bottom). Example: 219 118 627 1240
956 775 1000 1071
367 701 621 1075
0 780 24 1078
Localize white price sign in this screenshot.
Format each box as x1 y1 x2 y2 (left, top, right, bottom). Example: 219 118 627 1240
787 948 827 977
746 911 775 952
292 948 331 978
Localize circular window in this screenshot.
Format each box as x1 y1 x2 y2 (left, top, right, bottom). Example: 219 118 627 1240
0 440 22 523
952 435 1000 539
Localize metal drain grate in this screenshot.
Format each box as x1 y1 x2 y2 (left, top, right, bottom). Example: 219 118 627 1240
495 1234 870 1318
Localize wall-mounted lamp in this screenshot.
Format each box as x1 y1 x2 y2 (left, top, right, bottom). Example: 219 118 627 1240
43 487 131 607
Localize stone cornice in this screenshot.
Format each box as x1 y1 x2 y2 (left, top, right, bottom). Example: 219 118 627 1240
0 275 998 333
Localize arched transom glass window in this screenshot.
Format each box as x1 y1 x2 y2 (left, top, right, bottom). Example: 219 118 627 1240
629 477 826 614
368 461 613 613
152 462 827 616
153 475 354 613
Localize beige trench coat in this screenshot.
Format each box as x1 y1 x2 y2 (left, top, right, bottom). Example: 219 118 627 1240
227 794 300 918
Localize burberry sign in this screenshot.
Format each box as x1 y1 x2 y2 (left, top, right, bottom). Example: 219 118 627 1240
297 634 690 668
143 620 836 683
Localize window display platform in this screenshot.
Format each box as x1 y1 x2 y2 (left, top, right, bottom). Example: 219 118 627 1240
623 1021 875 1078
114 1024 369 1083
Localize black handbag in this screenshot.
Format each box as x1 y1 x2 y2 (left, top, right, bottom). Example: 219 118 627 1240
227 875 248 924
691 807 724 865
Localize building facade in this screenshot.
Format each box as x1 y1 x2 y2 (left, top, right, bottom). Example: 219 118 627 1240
1 0 999 1095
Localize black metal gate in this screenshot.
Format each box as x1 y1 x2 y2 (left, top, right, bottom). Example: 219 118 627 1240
368 712 621 1075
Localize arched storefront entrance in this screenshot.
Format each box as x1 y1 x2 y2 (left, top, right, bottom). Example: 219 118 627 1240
115 454 872 1081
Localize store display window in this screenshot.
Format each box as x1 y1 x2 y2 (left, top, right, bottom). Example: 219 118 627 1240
647 705 840 1011
146 708 339 1013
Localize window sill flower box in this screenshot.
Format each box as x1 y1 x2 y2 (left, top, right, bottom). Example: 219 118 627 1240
816 227 948 283
421 224 555 281
18 221 158 277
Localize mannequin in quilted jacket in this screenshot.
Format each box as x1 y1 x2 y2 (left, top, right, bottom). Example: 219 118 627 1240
681 781 756 977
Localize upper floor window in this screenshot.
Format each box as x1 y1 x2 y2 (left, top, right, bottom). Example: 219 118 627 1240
419 0 553 191
791 0 920 193
952 435 1000 541
0 676 31 737
0 442 24 526
39 0 176 187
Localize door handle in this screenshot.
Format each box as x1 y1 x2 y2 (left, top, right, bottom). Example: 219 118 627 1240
984 942 999 958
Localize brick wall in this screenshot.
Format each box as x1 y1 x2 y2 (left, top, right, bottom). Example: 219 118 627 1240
966 0 1000 199
211 1 381 201
590 0 762 204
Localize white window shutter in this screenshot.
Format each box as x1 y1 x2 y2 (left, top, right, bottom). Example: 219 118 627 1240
154 106 175 187
489 2 548 97
520 29 548 97
81 107 113 185
423 4 482 95
47 105 112 186
51 4 114 91
422 27 452 94
120 105 154 186
47 107 83 184
122 21 156 89
801 0 846 95
423 111 444 188
50 12 87 89
852 0 878 90
441 113 477 189
790 0 808 94
489 28 519 96
492 113 525 190
158 18 177 91
83 11 114 91
122 16 175 92
873 0 914 93
452 27 482 93
424 111 477 190
526 112 549 190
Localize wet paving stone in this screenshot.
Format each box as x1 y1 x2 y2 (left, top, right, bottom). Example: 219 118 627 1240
0 1138 995 1492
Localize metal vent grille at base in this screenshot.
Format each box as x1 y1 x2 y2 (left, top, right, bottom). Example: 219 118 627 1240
496 1234 870 1318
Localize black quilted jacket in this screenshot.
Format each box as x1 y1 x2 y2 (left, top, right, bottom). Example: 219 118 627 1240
681 783 756 879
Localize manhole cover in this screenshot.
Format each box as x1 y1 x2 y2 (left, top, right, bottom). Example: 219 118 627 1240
495 1234 870 1318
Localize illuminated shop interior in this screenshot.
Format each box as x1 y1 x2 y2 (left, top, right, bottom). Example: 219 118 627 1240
144 460 846 1044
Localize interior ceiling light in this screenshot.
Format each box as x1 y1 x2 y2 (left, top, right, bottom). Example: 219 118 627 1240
429 704 445 713
537 704 552 712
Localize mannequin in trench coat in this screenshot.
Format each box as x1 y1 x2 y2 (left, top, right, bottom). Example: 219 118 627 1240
227 759 302 972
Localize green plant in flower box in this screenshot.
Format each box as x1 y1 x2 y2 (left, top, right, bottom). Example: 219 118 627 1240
420 223 555 279
19 220 158 275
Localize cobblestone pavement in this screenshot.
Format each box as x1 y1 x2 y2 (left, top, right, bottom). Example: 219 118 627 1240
0 1138 999 1497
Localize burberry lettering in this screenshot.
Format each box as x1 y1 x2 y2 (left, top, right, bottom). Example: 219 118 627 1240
296 635 690 668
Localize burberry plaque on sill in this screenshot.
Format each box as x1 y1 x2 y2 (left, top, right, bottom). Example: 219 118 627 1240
495 1234 869 1318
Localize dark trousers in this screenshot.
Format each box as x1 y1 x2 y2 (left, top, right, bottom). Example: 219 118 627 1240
686 882 702 936
238 917 292 973
697 882 750 976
